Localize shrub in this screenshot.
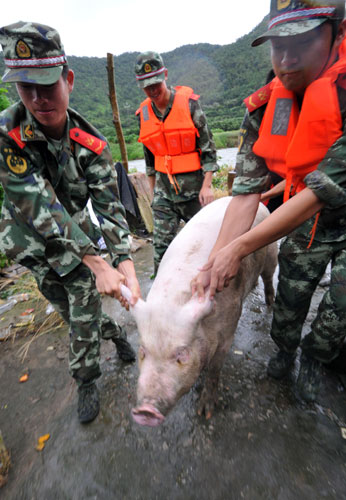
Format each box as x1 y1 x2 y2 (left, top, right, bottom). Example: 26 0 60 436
212 164 233 193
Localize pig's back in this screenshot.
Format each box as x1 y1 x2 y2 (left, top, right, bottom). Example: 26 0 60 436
148 197 271 302
148 197 233 300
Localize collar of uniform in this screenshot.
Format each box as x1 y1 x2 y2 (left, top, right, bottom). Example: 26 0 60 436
19 107 69 144
19 107 46 142
46 112 71 156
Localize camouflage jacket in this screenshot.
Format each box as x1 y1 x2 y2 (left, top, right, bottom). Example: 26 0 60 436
0 102 131 277
233 85 346 243
141 86 218 203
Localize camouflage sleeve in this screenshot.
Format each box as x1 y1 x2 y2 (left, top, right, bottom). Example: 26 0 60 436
232 108 272 196
84 145 131 267
143 145 156 176
189 99 218 173
304 128 346 209
0 139 98 277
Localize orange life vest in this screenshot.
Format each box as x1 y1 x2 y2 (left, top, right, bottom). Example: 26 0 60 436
136 86 201 175
253 37 346 203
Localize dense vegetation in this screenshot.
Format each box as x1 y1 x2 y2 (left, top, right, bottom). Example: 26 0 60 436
0 16 271 149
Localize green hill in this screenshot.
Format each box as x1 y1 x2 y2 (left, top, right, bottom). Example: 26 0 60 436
0 16 271 139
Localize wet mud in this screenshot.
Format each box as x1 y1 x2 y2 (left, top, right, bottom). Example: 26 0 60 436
0 244 345 499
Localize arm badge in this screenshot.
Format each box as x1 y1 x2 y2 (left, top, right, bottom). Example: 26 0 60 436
2 146 28 174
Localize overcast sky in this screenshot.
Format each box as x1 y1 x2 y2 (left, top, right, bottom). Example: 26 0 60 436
1 0 269 57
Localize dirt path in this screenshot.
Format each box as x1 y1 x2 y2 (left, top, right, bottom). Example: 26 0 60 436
0 245 345 499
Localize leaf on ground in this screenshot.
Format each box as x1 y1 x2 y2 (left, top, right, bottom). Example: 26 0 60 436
38 434 50 444
20 308 35 316
35 433 50 451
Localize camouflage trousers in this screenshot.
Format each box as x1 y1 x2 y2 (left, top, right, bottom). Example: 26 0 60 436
270 234 346 363
31 263 125 386
152 196 201 274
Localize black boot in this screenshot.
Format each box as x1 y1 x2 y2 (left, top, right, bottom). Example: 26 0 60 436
267 350 295 379
112 329 136 362
296 352 322 402
77 383 99 423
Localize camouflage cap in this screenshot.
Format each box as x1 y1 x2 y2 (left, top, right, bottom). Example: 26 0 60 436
135 51 166 89
0 21 67 84
252 0 346 47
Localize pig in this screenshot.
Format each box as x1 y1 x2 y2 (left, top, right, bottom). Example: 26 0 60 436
124 196 278 427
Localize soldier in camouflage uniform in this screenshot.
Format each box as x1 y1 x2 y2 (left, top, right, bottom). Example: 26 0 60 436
135 52 218 275
0 22 141 423
191 0 346 402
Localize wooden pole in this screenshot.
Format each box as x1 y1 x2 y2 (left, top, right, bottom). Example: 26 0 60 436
106 53 129 173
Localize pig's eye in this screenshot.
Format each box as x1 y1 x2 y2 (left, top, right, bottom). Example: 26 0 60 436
176 347 190 365
139 346 146 361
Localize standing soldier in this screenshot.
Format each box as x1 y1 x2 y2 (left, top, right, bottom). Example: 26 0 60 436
0 22 140 423
192 0 346 402
135 52 219 275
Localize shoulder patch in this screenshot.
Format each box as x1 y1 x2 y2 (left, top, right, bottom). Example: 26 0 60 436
8 126 26 149
238 127 248 153
70 128 107 155
244 82 272 113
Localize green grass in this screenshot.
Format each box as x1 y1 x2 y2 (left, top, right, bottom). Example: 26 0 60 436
212 130 239 149
109 141 144 162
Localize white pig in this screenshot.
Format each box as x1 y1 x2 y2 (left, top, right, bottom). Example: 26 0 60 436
125 196 277 426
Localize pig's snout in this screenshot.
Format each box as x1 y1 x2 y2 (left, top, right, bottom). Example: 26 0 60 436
132 404 165 427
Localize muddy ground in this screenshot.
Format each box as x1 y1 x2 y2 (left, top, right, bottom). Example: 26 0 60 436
0 243 345 500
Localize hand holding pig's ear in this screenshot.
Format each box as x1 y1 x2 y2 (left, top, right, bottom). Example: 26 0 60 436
92 263 125 300
208 243 242 298
120 284 148 326
117 260 142 306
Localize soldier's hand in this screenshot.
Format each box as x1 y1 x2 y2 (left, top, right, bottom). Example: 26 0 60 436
95 266 126 300
82 254 127 304
191 266 212 300
199 185 214 207
117 259 141 308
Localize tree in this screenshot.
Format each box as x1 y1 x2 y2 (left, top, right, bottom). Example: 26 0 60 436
0 80 10 112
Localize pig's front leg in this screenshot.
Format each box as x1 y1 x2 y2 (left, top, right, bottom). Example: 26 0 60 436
197 344 230 419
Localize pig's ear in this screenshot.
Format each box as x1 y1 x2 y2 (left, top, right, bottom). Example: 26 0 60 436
181 293 214 325
130 298 148 325
121 285 148 324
